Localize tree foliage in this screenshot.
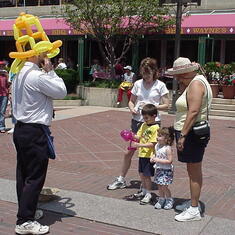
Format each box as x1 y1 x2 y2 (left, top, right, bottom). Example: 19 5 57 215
61 0 174 73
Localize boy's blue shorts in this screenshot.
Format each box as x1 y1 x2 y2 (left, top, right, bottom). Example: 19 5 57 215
138 158 154 177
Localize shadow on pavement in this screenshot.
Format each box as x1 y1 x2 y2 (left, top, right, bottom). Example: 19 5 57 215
39 197 76 226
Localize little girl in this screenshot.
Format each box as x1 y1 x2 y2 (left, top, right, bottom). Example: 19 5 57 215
150 127 174 210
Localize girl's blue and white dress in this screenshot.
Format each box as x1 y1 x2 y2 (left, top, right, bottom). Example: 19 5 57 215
153 143 174 185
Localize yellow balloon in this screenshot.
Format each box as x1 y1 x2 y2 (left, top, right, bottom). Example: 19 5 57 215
9 12 63 74
9 50 36 59
33 41 53 54
47 48 60 58
9 59 25 74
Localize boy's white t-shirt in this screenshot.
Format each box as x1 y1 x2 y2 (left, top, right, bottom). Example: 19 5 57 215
131 79 169 122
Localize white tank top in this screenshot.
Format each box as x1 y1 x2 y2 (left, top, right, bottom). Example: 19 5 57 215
154 143 173 170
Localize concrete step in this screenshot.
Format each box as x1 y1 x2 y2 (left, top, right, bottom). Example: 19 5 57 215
210 110 235 117
211 103 235 111
212 98 235 105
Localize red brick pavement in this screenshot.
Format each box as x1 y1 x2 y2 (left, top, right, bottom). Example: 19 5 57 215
0 200 154 235
0 110 235 222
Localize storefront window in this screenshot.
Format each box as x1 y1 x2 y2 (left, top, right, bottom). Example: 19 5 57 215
225 40 235 64
0 0 60 7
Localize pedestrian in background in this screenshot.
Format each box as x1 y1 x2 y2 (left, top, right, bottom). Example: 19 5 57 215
56 57 67 70
0 61 9 133
116 66 136 107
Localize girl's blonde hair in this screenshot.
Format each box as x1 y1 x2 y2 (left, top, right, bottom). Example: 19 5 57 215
139 57 159 81
158 127 175 146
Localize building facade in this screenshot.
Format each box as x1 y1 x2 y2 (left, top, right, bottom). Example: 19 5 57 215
0 0 235 81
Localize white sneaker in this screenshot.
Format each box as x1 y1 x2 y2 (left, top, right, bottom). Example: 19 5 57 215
7 127 14 134
175 207 201 222
140 193 152 205
15 221 49 234
175 200 202 213
107 177 127 190
116 102 121 107
34 209 44 220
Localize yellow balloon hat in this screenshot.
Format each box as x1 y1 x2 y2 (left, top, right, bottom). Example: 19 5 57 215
9 12 62 75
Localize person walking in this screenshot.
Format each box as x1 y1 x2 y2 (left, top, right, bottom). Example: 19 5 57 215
0 61 9 133
107 57 169 190
12 51 67 234
167 57 212 222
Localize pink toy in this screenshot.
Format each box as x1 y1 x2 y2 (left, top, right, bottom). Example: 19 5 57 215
120 129 139 150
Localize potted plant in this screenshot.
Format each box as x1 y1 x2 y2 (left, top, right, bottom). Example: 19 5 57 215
204 62 222 98
220 74 235 99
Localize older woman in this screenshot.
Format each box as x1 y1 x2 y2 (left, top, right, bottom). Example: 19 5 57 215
107 57 169 190
167 57 212 222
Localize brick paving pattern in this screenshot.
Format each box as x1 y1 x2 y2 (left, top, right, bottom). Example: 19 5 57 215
0 110 234 231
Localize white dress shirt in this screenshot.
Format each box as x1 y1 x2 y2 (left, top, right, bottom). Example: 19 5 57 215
12 62 67 126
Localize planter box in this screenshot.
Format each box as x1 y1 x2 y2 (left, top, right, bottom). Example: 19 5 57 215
53 100 85 106
77 85 128 107
210 84 220 98
222 85 235 99
76 86 174 107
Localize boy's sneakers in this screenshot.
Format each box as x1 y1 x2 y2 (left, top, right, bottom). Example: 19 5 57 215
175 200 202 213
133 191 145 199
175 206 201 222
164 198 174 210
15 221 49 234
107 177 127 190
154 197 165 209
140 193 152 205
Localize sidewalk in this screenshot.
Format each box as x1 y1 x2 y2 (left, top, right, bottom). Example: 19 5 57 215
1 106 235 234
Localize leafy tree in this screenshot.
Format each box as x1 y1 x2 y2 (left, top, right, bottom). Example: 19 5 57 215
60 0 174 77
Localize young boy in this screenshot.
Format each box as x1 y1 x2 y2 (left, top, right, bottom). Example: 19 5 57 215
131 103 159 205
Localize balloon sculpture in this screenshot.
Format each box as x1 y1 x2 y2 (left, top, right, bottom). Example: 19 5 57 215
120 129 139 151
9 12 62 77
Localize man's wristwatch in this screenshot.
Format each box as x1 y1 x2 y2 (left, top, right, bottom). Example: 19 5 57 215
180 133 187 138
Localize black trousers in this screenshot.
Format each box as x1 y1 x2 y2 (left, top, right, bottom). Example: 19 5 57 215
13 122 49 225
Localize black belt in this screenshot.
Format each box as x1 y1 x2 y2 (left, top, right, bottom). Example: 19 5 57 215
16 121 46 128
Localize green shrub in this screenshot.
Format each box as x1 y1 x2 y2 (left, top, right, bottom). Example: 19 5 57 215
55 69 79 93
81 80 120 88
63 95 80 100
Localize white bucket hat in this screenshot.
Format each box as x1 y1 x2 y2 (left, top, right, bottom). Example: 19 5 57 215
124 65 132 71
167 57 199 75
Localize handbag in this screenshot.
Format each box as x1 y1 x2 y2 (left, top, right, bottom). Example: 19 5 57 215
192 120 210 144
188 79 211 144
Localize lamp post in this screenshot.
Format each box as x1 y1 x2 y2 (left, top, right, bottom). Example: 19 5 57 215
169 0 183 113
159 0 201 113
